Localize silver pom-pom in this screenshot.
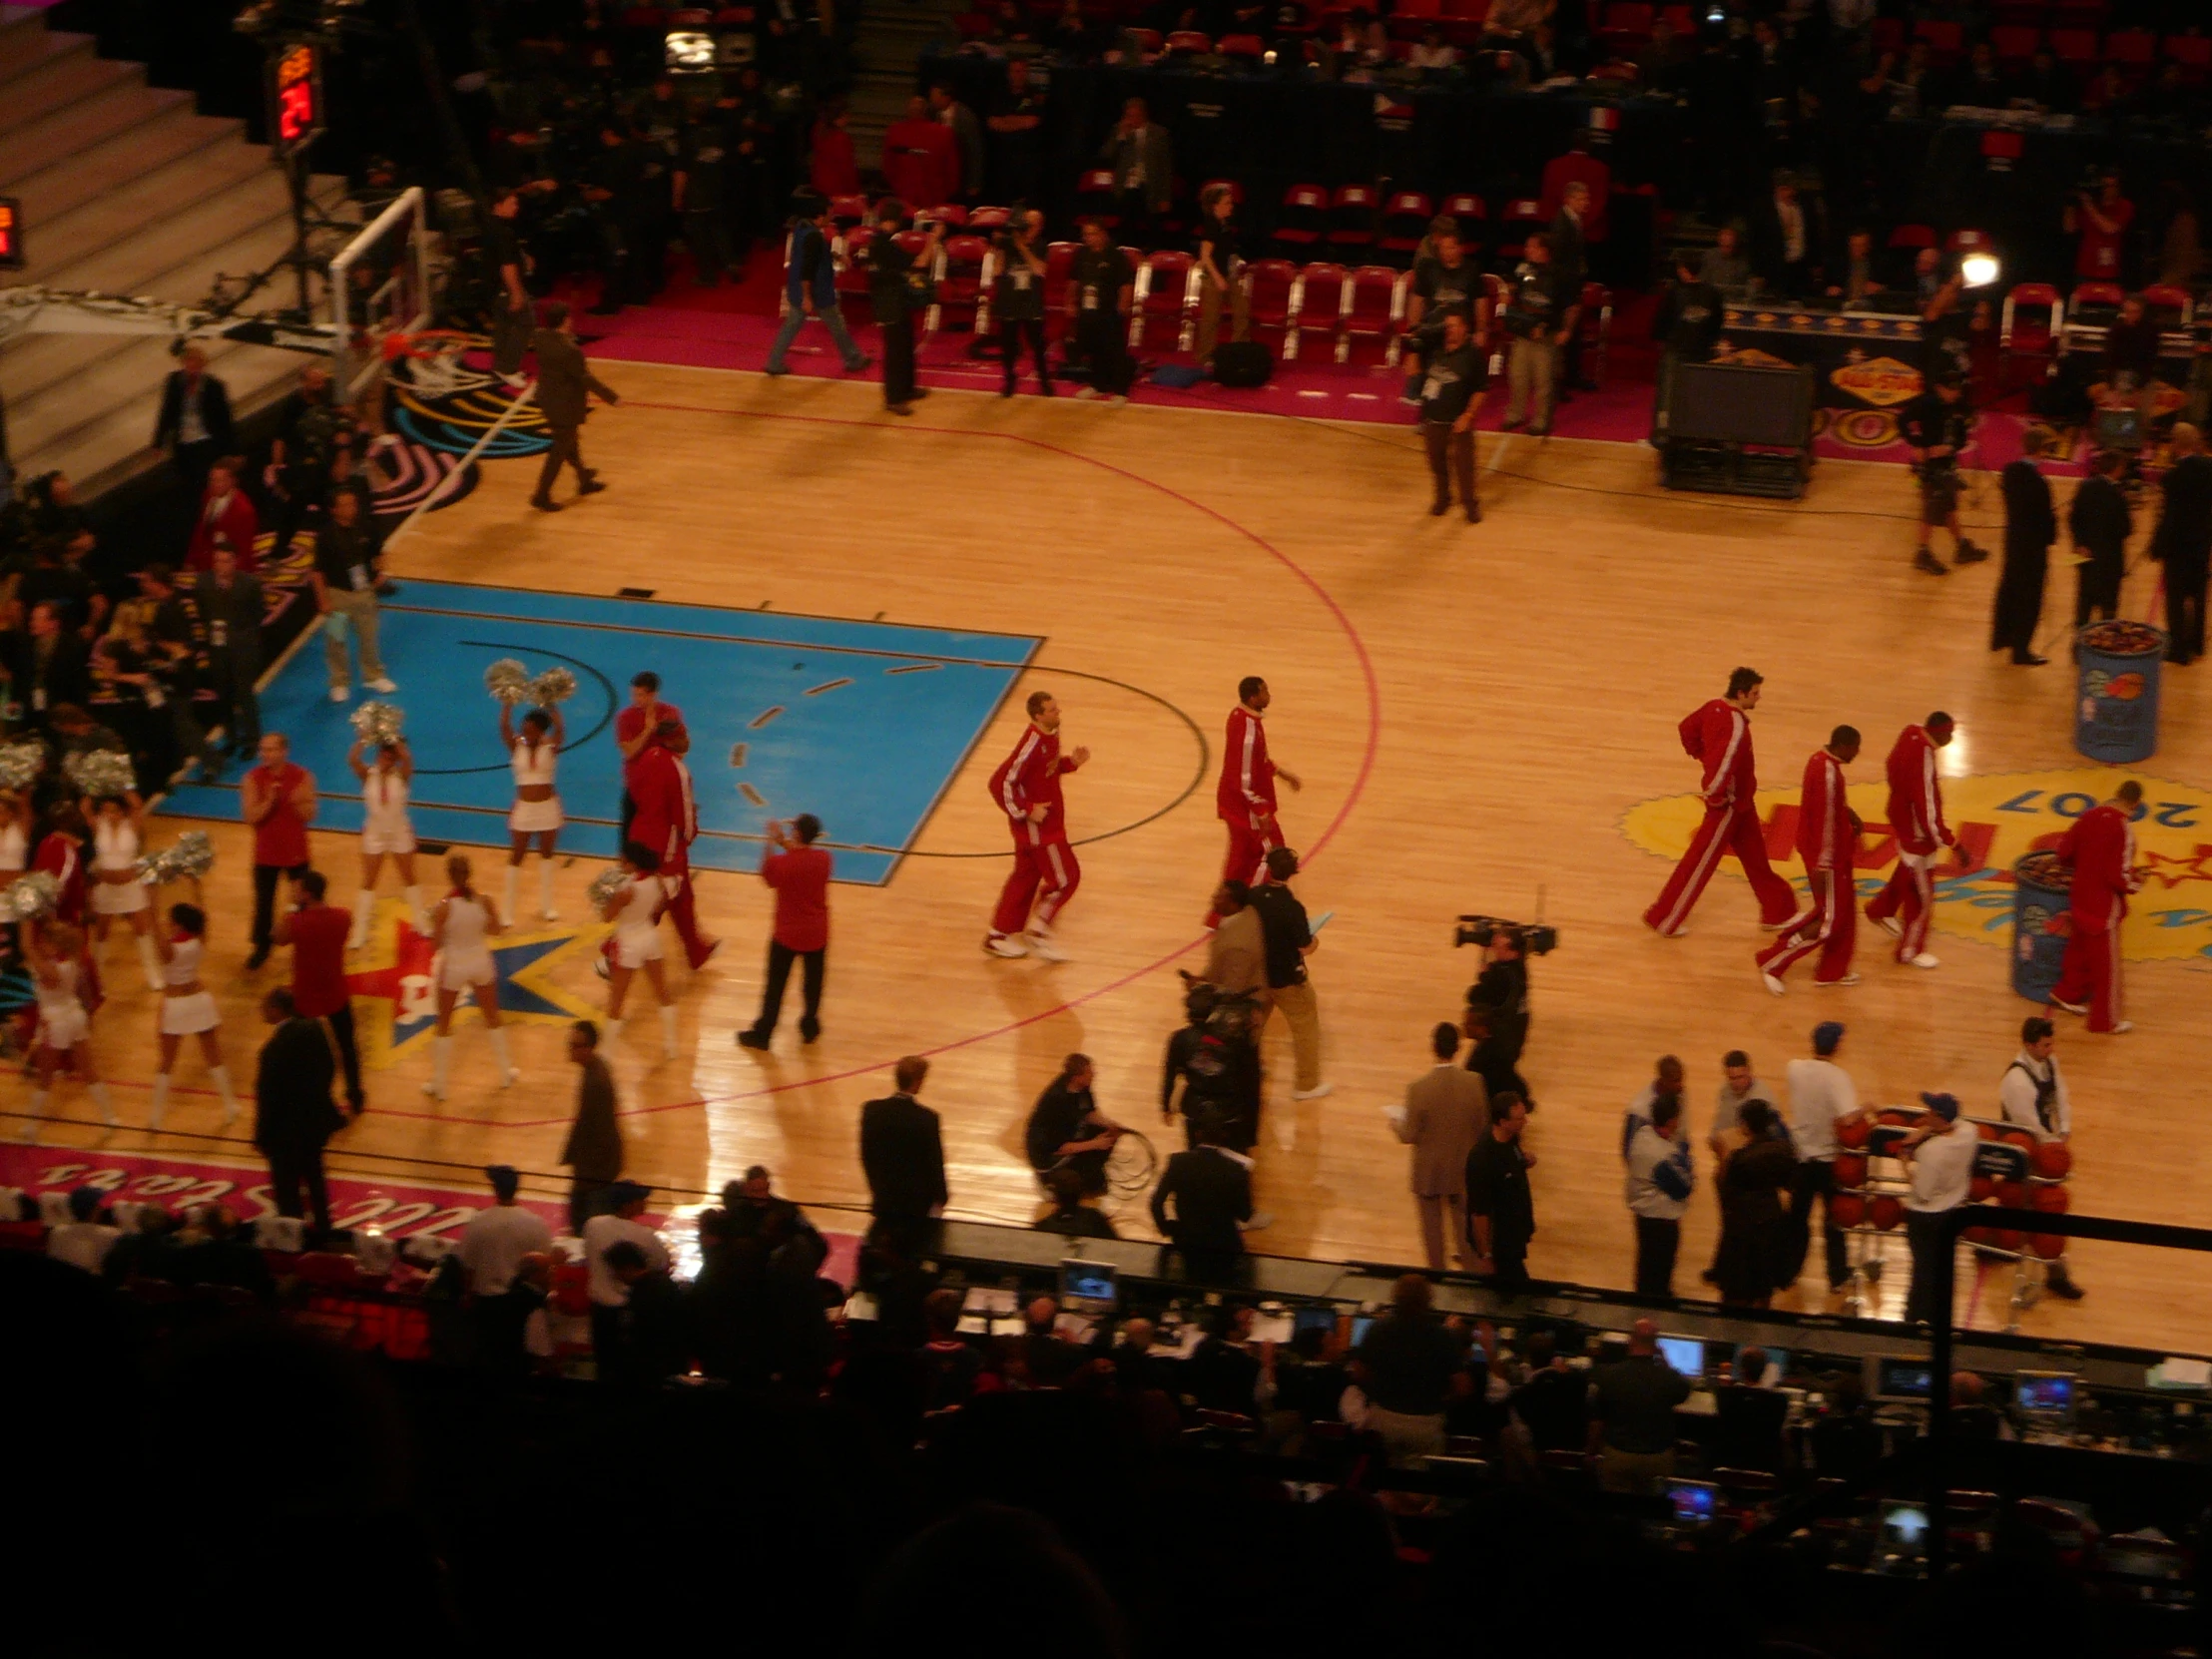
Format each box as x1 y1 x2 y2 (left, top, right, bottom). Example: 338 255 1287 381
485 659 531 705
2 870 61 922
0 740 47 793
528 666 577 706
64 747 136 801
350 700 405 747
586 866 630 910
138 830 216 885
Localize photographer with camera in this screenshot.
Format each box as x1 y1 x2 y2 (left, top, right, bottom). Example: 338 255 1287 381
1902 375 1986 577
862 202 944 416
1461 919 1534 1108
994 208 1052 397
1499 232 1577 437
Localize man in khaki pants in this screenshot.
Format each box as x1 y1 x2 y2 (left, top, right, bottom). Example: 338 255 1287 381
1391 1021 1488 1270
1247 845 1330 1109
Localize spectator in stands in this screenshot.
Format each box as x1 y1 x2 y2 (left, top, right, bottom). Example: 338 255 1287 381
1316 8 1386 79
170 1203 272 1299
2070 449 2131 627
1392 1020 1486 1271
1508 1330 1586 1451
2099 292 2162 434
1699 225 1752 298
1714 1100 1796 1308
674 117 739 288
562 1020 624 1235
1624 1093 1693 1301
809 100 859 199
986 59 1047 204
929 83 985 204
1749 171 1820 300
582 1180 667 1360
1193 185 1250 370
1417 309 1485 524
253 987 343 1239
1099 98 1173 246
861 203 943 417
459 1163 554 1363
597 1237 688 1385
2066 170 2134 284
860 1056 948 1231
186 460 259 573
1038 1165 1119 1239
994 209 1053 397
195 546 265 761
1828 226 1879 308
1713 1346 1789 1470
1350 1275 1468 1464
47 1186 121 1275
1407 25 1456 72
1633 17 1688 92
1466 1091 1534 1292
2157 181 2202 289
102 1201 176 1283
918 1288 986 1406
1069 218 1136 402
1150 1115 1255 1261
1898 1092 1977 1326
18 601 91 728
882 96 958 218
1499 232 1573 436
153 344 235 490
1586 1318 1691 1492
528 298 620 511
2153 422 2212 666
1025 1053 1125 1194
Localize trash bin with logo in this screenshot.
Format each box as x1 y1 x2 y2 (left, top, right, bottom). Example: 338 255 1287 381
2074 620 2165 763
2011 849 2072 1003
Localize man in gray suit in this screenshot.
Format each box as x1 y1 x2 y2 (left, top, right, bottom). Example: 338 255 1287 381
1392 1021 1488 1270
529 299 621 513
1098 97 1173 246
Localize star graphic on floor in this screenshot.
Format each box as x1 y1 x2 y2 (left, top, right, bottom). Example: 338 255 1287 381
344 901 610 1068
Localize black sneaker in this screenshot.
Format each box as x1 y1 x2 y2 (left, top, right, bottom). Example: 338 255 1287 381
799 1017 821 1043
1914 549 1948 576
1429 498 1449 516
2046 1269 2085 1301
1953 541 1990 564
737 1029 771 1050
245 948 270 972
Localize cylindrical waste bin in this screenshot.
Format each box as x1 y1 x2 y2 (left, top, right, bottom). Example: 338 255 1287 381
2011 849 2071 1003
2074 620 2165 763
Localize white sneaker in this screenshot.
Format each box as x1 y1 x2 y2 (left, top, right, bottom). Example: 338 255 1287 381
1074 385 1100 399
1107 394 1128 405
1761 970 1786 997
329 686 349 703
420 1082 444 1100
1816 973 1862 988
365 677 397 695
501 1068 520 1088
984 933 1028 958
1291 1082 1334 1101
1027 931 1070 962
1875 915 1903 938
1907 952 1939 969
1241 1210 1275 1231
2048 995 2087 1015
2110 1021 2133 1033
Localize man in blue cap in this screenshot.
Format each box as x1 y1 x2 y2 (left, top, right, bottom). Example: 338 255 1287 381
1898 1092 1979 1327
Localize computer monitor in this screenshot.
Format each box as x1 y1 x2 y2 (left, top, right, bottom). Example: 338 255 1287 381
1657 1336 1707 1381
2014 1371 2077 1424
1881 1502 1932 1556
1293 1306 1341 1339
1668 1479 1718 1526
1866 1354 1936 1403
1351 1316 1376 1347
1058 1259 1118 1311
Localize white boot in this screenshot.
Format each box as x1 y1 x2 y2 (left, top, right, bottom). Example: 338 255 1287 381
488 1025 517 1086
659 1003 679 1059
539 861 558 921
149 1073 171 1131
88 1082 118 1128
349 890 375 950
424 1035 452 1100
136 931 164 992
210 1064 240 1125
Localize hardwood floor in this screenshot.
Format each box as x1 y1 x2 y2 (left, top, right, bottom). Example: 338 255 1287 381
43 361 2212 1354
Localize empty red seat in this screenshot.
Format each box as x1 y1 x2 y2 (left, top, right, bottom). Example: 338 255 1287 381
1275 183 1330 253
1990 23 2039 66
834 226 874 300
1914 18 1963 63
1340 265 1406 362
1075 169 1119 227
1494 197 1544 263
1217 32 1266 56
937 234 991 329
1888 223 1938 251
1042 239 1076 338
2170 34 2212 81
1244 258 1299 335
1601 0 1653 51
2001 281 2063 357
1440 191 1486 234
829 194 868 230
1165 27 1211 51
1378 190 1432 263
2048 26 2097 64
1285 262 1347 361
2103 27 2154 66
1327 184 1379 253
2139 283 2193 328
1130 250 1196 351
1576 280 1613 381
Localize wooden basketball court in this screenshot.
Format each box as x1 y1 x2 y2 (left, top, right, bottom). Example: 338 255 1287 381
41 361 2212 1353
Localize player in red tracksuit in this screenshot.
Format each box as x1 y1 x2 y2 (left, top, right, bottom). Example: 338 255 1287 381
2049 781 2143 1034
986 690 1090 961
1643 668 1798 936
626 722 720 970
1864 713 1955 968
1210 676 1302 925
1757 727 1863 992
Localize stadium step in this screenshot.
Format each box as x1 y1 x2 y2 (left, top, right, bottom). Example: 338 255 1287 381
846 0 967 172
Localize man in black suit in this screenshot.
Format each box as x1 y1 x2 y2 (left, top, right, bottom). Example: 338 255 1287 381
1993 427 2056 666
2068 448 2132 627
1549 181 1594 392
193 546 265 759
859 1055 948 1230
153 344 235 490
528 299 620 513
14 601 91 729
253 987 344 1239
1148 1116 1255 1261
2153 421 2212 664
1749 173 1820 300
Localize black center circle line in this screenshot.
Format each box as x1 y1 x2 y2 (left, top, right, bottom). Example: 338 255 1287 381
890 662 1213 860
404 641 619 777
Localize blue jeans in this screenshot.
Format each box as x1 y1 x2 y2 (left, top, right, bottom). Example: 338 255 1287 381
766 296 866 371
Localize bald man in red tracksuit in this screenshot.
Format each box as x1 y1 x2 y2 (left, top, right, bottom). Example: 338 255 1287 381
985 692 1089 961
1643 671 1797 937
1212 677 1302 926
2049 784 2143 1034
1757 728 1862 992
627 724 720 969
1864 715 1955 967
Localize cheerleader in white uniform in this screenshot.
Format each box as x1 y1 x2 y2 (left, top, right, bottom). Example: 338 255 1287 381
422 852 516 1100
86 792 163 991
0 787 30 876
500 701 565 923
148 900 240 1129
600 841 678 1059
347 734 427 949
21 920 117 1141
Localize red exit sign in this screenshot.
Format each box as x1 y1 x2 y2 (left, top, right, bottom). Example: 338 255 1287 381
0 198 21 270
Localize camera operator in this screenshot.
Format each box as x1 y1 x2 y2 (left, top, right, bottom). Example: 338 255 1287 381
994 208 1052 397
1902 374 1986 577
1024 1052 1126 1195
1464 926 1532 1107
862 202 944 416
1499 232 1576 436
1399 217 1481 406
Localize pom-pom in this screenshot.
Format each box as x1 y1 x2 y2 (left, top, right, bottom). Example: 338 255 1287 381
350 700 405 747
586 867 630 909
64 747 136 801
528 666 577 706
484 659 531 705
0 740 47 793
2 870 61 922
138 830 216 885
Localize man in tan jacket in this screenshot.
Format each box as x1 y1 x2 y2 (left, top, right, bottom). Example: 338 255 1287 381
1392 1022 1489 1270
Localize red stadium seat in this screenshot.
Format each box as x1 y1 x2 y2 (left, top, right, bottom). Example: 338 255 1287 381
1378 190 1433 264
1243 257 1299 341
1914 18 1963 64
830 194 868 231
1076 168 1119 227
966 206 1013 237
2103 27 2154 80
1042 239 1076 340
1990 24 2040 68
1999 282 2061 390
1127 25 1164 52
1947 228 1992 252
1284 262 1347 361
1216 32 1267 56
1327 183 1379 255
1601 1 1653 52
1440 191 1486 242
953 11 994 38
925 204 969 232
937 234 990 331
1340 265 1406 363
2170 33 2212 83
2048 26 2097 65
1576 280 1612 383
1274 183 1330 254
1165 27 1212 51
895 229 945 333
1870 15 1904 54
833 226 874 302
1200 177 1245 206
1130 249 1196 351
1888 223 1937 251
1494 197 1544 264
2139 283 2193 329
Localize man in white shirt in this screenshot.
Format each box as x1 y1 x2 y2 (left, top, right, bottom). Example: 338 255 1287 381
47 1187 121 1274
457 1164 554 1296
581 1181 669 1362
1997 1016 2083 1300
1784 1021 1866 1295
1899 1091 1979 1326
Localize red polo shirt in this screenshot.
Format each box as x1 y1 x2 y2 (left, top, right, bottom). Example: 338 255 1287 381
249 762 311 867
289 903 352 1017
762 843 830 952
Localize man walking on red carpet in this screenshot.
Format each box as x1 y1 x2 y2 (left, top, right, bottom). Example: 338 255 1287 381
1644 667 1797 937
2049 780 2143 1034
627 720 720 969
1212 676 1302 925
1864 712 1955 969
985 690 1089 962
1758 725 1862 994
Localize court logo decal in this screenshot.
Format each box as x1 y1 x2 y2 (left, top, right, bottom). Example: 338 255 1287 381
1623 768 2212 963
343 899 611 1067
